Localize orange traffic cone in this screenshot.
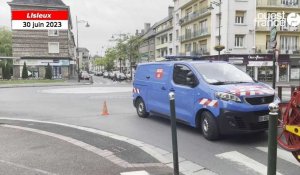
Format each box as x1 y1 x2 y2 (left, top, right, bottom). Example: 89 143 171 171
101 100 109 116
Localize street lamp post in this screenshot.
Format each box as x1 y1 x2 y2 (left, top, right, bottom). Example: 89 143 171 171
208 0 222 60
76 16 90 82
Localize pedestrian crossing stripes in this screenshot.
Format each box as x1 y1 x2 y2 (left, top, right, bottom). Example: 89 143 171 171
216 151 282 175
120 170 149 175
256 147 300 167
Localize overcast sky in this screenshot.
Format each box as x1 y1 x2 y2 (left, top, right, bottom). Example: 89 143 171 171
0 0 174 55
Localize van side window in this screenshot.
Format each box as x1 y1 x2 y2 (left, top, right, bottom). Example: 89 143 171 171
173 64 192 86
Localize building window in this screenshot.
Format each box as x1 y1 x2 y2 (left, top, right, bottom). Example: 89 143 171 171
280 36 299 53
235 35 244 48
199 20 207 33
281 0 298 5
185 43 191 52
169 33 173 42
176 30 179 40
235 11 245 24
169 48 173 55
176 46 179 55
48 30 59 36
173 64 193 86
48 42 59 53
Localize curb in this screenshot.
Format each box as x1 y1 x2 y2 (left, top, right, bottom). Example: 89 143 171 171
0 82 92 89
0 117 218 175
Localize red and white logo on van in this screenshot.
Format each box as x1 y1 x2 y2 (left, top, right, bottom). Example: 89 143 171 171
155 69 164 79
199 98 218 108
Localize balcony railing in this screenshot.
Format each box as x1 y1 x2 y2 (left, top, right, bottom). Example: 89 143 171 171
180 29 209 42
179 8 210 25
256 0 300 8
255 45 300 54
256 25 300 32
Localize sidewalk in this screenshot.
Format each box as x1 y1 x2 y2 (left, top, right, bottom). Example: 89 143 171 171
0 118 217 175
0 78 92 88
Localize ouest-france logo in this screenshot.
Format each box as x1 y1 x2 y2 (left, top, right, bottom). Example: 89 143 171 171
255 11 300 28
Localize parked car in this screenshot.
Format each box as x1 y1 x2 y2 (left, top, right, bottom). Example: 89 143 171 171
80 71 90 80
132 57 280 140
103 71 109 78
117 72 126 81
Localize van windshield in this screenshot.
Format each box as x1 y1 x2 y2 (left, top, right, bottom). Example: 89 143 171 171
192 63 254 85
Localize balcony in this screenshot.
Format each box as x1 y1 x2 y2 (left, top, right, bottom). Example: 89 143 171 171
255 45 300 54
256 0 300 8
180 29 209 42
255 25 300 32
179 8 210 26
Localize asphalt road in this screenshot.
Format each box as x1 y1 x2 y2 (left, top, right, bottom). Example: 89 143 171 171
0 76 299 175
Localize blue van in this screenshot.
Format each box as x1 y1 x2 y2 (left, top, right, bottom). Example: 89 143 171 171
132 58 279 140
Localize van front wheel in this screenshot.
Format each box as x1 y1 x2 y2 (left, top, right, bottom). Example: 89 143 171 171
201 111 219 140
136 98 149 118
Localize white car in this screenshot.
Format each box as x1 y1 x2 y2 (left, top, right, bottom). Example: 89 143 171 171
80 71 90 80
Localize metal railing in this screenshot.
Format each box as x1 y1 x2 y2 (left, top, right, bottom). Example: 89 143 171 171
256 0 300 8
256 25 300 32
179 8 210 25
255 45 300 54
180 29 209 42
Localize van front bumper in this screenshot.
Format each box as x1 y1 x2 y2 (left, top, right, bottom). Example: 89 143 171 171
216 109 269 135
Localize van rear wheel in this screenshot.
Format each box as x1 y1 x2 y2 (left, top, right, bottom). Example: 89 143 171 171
201 111 219 140
136 98 149 118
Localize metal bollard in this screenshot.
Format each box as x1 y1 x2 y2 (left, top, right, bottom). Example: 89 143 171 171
169 92 179 175
267 103 279 175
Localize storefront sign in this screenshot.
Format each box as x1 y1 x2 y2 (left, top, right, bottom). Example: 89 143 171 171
11 10 69 30
14 59 70 66
228 57 244 64
248 61 273 67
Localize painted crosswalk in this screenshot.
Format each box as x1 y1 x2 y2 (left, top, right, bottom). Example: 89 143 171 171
215 147 300 175
256 147 300 167
120 170 149 175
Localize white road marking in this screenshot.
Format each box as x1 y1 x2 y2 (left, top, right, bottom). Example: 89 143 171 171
0 159 57 175
256 147 300 167
0 118 213 175
120 170 149 175
39 87 132 94
216 151 282 175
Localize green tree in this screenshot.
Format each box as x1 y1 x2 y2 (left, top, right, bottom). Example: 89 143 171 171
22 62 28 79
0 27 12 56
4 62 12 80
45 63 52 79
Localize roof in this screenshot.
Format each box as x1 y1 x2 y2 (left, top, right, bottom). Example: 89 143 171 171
152 16 172 29
8 0 66 6
77 47 89 53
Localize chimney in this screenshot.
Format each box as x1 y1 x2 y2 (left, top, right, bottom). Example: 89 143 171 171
135 29 139 36
168 6 174 17
141 29 145 35
144 23 151 32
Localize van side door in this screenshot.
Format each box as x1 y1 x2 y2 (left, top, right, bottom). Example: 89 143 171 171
171 64 198 124
147 65 171 115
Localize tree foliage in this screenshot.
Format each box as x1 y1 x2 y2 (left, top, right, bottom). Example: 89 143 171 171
0 27 12 56
99 34 143 72
22 62 28 79
45 63 52 79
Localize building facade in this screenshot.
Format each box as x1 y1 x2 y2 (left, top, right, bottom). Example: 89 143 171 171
77 47 89 72
139 23 156 62
153 7 174 61
8 0 76 79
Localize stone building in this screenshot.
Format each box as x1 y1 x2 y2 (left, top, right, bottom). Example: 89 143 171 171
8 0 76 79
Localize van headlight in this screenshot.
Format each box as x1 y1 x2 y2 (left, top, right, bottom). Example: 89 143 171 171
215 92 241 103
